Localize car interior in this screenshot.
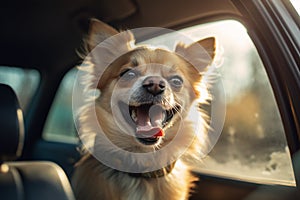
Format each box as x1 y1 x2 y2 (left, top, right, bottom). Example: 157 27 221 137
0 84 75 200
0 0 299 199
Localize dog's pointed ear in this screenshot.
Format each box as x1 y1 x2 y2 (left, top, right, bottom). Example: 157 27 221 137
175 37 216 72
87 18 120 51
83 19 135 90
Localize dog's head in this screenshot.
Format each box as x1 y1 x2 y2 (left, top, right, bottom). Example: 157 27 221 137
83 19 215 152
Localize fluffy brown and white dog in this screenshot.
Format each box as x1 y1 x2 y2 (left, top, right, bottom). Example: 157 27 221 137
72 19 216 200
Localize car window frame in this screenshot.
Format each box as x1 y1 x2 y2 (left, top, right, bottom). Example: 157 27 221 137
167 0 300 188
165 0 300 186
233 0 300 153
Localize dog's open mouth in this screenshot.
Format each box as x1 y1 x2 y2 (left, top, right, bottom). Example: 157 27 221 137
119 102 180 145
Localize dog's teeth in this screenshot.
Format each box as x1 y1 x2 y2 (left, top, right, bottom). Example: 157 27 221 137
131 109 137 122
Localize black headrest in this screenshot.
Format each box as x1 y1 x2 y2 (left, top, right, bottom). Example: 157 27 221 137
0 83 24 161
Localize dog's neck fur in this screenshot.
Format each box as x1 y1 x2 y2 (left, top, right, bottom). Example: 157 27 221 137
72 154 196 200
128 161 176 178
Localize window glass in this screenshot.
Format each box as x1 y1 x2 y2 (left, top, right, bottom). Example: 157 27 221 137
176 21 295 186
0 66 40 110
43 68 78 143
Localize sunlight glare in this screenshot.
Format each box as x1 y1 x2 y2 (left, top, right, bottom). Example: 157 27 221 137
291 0 300 15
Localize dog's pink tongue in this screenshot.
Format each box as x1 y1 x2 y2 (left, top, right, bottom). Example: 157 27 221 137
136 105 164 137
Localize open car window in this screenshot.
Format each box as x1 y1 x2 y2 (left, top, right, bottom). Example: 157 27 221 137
172 20 295 186
0 66 40 110
43 68 78 143
42 20 296 186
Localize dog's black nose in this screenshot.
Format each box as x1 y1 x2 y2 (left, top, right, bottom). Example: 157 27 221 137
143 76 166 96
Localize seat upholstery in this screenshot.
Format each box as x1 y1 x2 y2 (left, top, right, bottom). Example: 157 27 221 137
0 83 75 200
1 161 76 200
0 84 24 161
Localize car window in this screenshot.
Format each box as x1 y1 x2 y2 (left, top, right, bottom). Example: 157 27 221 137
172 20 295 186
42 20 295 186
43 68 78 143
0 66 40 110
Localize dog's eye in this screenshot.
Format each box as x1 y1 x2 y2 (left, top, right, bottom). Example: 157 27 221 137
169 76 183 88
119 69 139 80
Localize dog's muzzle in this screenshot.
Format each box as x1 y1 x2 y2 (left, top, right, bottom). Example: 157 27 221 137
119 76 180 145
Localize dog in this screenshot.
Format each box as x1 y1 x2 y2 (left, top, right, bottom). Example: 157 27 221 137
72 19 216 200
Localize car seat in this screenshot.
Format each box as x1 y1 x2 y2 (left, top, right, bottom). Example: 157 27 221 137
0 83 75 200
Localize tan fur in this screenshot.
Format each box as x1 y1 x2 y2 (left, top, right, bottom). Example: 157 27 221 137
72 19 216 200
